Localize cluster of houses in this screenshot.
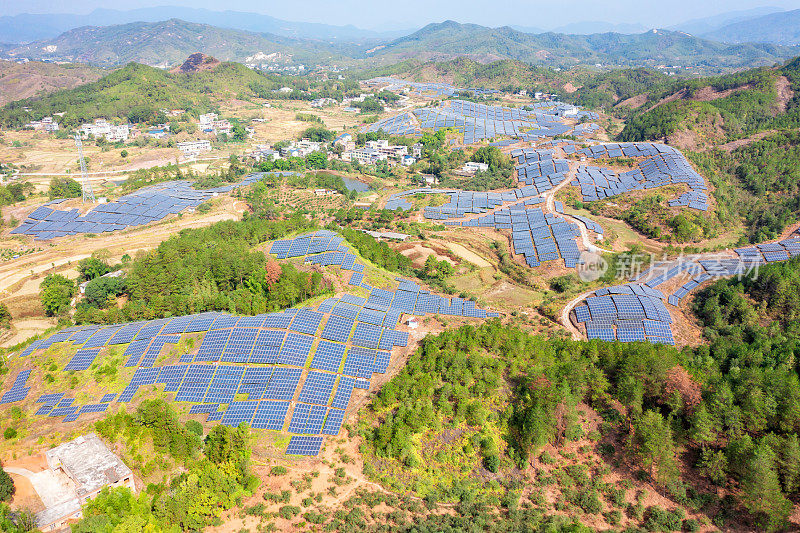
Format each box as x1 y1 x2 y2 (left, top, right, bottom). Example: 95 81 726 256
335 134 420 166
80 120 131 142
23 116 60 132
455 161 489 176
199 113 232 136
245 134 421 168
517 90 562 100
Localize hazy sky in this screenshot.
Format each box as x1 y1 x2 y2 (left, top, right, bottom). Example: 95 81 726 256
3 0 800 30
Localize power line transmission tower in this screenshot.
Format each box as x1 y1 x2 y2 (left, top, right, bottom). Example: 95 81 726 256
74 133 94 203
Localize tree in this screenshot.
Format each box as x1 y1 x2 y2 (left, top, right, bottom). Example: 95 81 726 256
781 434 800 494
78 257 110 281
741 441 792 531
39 274 75 316
231 124 247 142
0 464 14 502
84 276 126 308
48 177 82 199
690 403 716 445
306 151 328 170
630 410 681 490
301 126 334 143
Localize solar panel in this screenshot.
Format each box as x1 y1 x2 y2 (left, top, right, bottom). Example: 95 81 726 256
285 435 323 456
321 315 354 343
297 371 337 405
310 341 346 372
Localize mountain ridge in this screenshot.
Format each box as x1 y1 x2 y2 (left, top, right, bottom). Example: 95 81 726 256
702 9 800 46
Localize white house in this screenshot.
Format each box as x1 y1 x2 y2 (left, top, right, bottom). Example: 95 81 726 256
460 162 489 175
177 140 212 157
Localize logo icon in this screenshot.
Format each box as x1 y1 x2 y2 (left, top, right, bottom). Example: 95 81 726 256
577 251 607 282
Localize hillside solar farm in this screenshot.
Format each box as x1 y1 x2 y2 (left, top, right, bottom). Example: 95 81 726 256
3 20 800 530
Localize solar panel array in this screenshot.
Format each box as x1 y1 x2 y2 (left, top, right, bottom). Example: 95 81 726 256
443 205 582 268
573 143 708 210
10 230 499 456
573 284 675 344
735 238 800 264
410 100 573 144
572 143 708 211
668 273 713 306
669 191 709 210
0 370 31 404
571 214 604 236
363 112 419 136
515 157 570 192
11 175 266 240
422 190 518 220
384 188 460 211
364 77 458 98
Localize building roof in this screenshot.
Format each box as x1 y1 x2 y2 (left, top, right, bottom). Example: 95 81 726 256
45 433 132 499
35 497 80 528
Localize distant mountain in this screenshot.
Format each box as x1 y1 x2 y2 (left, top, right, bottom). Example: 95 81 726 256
370 21 800 72
670 6 784 36
0 6 409 45
4 19 360 68
702 9 800 45
549 21 647 35
512 21 646 35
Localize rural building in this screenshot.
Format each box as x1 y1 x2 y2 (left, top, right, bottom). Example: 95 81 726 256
32 434 134 532
24 116 59 132
457 162 489 176
177 140 212 157
334 133 354 151
311 98 336 108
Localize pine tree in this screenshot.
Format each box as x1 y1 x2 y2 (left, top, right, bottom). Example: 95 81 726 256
781 434 800 495
690 403 716 445
741 442 792 532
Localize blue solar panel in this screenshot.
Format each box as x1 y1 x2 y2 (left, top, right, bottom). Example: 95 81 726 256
251 400 290 430
262 368 302 401
290 310 324 335
288 403 312 433
352 322 382 349
285 435 323 456
310 341 346 372
322 408 346 435
221 400 259 427
278 333 313 366
250 330 284 364
297 371 337 405
321 315 354 343
331 376 355 410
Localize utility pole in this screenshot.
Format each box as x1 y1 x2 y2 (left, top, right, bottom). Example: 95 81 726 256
75 133 94 203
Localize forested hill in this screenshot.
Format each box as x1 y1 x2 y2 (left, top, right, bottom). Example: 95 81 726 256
368 21 800 72
4 18 360 68
618 56 800 145
0 59 355 128
359 255 800 531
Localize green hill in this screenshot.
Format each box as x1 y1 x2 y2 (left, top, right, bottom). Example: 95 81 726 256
618 57 800 144
6 18 359 68
0 60 289 128
369 21 800 73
